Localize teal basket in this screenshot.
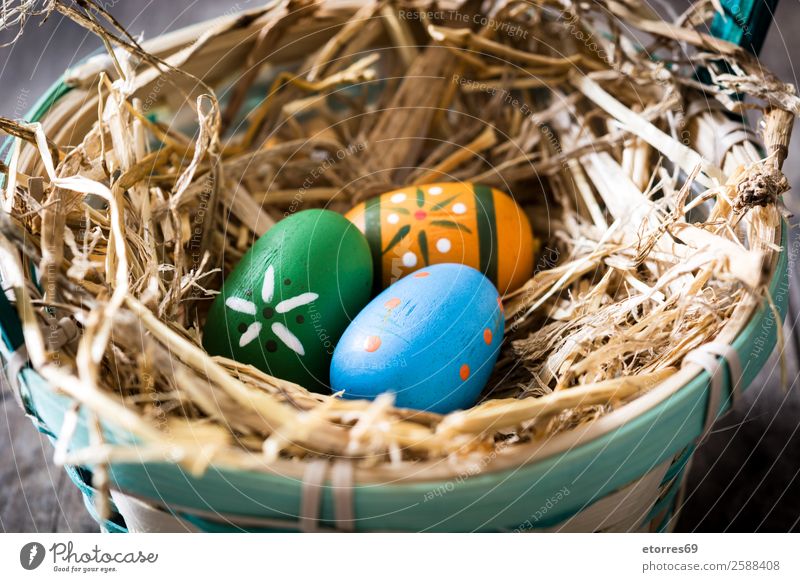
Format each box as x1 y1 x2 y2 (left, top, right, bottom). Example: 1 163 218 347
0 2 788 532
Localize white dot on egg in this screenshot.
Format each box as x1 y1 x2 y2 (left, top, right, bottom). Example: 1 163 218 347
390 193 407 204
402 251 418 267
452 202 467 215
387 213 400 224
436 238 451 253
428 186 443 195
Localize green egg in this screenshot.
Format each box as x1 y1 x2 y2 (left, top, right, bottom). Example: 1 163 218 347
203 209 373 392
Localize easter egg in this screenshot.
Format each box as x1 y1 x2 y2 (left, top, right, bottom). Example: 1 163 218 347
203 209 373 391
330 263 504 414
345 182 538 293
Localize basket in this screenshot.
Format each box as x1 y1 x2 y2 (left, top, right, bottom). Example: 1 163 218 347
0 0 793 532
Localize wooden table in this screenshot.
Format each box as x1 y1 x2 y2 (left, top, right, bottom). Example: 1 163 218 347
1 1 799 533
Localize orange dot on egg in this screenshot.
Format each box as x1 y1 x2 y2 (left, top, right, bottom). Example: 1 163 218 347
483 328 493 344
364 336 382 352
459 364 470 381
414 271 430 278
384 297 401 309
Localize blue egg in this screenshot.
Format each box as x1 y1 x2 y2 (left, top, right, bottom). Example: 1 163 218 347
330 263 504 414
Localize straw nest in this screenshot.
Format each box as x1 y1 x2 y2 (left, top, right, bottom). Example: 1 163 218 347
0 0 796 478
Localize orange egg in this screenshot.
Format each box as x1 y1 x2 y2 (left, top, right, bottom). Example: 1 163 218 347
345 183 538 293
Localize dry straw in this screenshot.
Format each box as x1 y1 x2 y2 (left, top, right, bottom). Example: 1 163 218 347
0 0 796 480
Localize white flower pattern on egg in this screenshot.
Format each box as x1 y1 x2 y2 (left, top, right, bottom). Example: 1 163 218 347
224 264 318 355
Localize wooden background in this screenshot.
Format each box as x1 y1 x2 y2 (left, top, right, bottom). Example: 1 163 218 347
1 0 799 532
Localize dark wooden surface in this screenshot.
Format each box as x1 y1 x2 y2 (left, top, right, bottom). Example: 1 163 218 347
1 1 799 532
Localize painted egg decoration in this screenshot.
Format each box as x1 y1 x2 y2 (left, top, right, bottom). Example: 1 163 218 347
345 182 538 293
203 209 373 392
330 263 504 414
